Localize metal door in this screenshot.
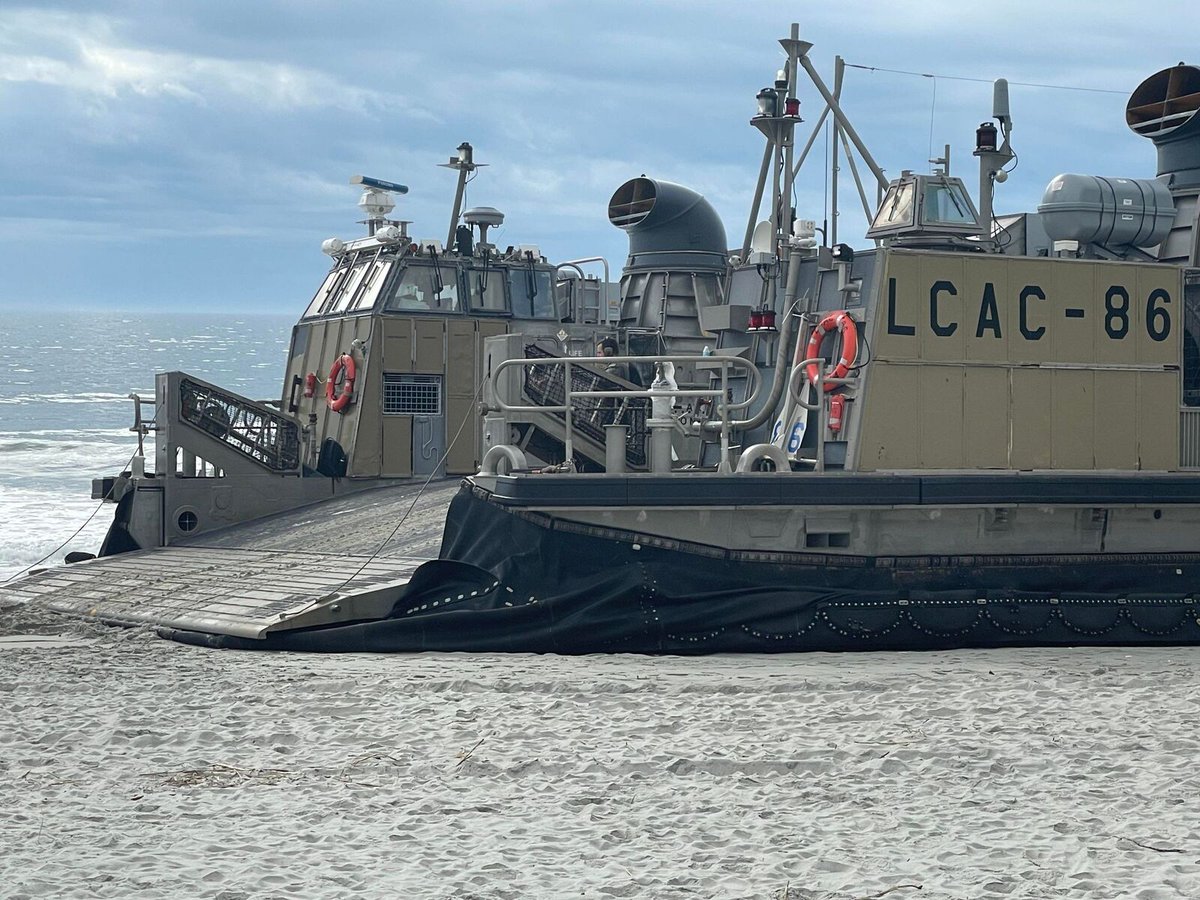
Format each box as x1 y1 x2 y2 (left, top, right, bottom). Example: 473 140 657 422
412 411 445 476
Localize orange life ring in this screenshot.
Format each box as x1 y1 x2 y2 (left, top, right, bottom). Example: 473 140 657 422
326 353 357 413
805 311 858 391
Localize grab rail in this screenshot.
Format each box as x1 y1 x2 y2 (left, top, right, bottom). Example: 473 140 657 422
178 376 301 472
786 357 854 473
492 353 762 471
555 257 612 323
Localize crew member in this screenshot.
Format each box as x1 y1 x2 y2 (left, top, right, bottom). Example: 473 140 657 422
596 337 642 385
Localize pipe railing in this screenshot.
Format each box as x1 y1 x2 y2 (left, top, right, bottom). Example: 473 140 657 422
491 354 762 472
556 257 613 323
786 357 854 473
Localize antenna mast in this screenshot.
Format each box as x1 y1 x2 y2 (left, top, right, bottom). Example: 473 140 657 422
974 79 1015 242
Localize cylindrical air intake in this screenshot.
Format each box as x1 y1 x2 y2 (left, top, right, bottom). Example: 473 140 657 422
608 177 727 272
1127 64 1200 189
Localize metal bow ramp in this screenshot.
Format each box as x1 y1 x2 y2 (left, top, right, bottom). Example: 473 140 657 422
0 548 425 640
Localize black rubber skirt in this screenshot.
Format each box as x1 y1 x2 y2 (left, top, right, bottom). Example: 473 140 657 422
162 484 1200 654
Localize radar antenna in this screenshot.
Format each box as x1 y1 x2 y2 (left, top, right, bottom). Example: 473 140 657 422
349 174 410 238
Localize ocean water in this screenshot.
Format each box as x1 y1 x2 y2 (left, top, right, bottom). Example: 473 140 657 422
0 309 294 580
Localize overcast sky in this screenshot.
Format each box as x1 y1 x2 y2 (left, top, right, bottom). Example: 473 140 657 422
1 1 1196 313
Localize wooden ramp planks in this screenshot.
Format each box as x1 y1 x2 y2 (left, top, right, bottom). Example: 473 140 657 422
0 548 427 639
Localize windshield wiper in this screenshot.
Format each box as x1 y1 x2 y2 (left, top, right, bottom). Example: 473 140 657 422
945 182 968 219
477 254 490 296
525 251 538 309
430 245 444 302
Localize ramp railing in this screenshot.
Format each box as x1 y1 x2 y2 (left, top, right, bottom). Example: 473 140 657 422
178 376 301 472
154 372 302 477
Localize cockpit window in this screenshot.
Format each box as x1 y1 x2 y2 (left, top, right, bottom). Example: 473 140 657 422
349 258 392 311
333 264 372 314
302 253 391 318
922 181 978 227
508 267 556 319
304 267 345 318
870 181 916 231
465 263 509 313
382 262 461 313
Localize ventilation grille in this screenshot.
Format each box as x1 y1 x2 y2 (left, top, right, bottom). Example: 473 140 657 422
1181 409 1200 469
384 374 442 416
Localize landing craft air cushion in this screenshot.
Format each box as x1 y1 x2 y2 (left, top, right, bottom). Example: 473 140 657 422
6 24 1200 652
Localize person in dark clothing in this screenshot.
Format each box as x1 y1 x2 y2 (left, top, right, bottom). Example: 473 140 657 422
593 337 640 430
596 337 642 385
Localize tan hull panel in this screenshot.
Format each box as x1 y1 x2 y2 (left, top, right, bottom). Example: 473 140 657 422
857 250 1183 471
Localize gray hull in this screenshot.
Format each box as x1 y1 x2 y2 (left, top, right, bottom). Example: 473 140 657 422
151 479 1200 653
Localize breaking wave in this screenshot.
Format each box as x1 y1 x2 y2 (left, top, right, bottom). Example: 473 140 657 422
0 310 293 580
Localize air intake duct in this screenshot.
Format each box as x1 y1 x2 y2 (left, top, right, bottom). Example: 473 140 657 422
608 177 727 272
1127 64 1200 189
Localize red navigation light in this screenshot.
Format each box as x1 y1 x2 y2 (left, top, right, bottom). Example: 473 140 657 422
976 121 998 153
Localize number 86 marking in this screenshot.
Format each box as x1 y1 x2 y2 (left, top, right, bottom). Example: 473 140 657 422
1104 286 1171 342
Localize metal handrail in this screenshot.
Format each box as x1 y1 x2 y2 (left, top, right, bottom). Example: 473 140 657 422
785 357 855 473
178 376 302 473
493 353 762 470
787 357 853 408
556 257 612 323
128 392 156 459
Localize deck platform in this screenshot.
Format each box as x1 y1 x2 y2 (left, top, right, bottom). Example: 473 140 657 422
0 548 425 640
0 479 461 640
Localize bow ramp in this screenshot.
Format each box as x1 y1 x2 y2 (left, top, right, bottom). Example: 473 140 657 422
1 548 425 640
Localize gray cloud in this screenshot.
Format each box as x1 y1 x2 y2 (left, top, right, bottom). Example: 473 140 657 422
0 0 1195 310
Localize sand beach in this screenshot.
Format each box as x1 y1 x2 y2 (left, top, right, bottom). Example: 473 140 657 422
2 597 1199 899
